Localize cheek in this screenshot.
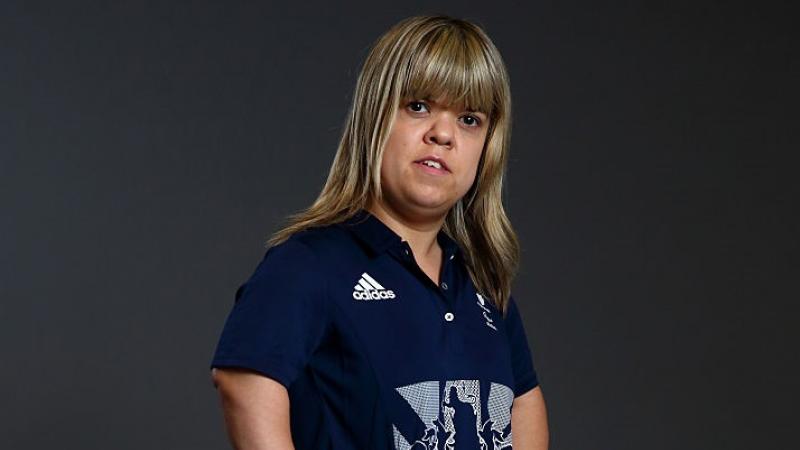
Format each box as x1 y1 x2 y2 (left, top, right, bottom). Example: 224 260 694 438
382 128 408 163
467 143 484 175
460 143 485 189
379 144 408 188
461 167 479 193
383 127 419 171
380 146 401 176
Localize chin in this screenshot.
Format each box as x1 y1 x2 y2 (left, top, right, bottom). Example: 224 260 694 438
407 195 453 213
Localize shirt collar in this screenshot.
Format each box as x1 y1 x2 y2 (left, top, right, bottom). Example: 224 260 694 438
339 209 461 259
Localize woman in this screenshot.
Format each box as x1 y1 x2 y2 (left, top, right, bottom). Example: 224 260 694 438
210 15 549 450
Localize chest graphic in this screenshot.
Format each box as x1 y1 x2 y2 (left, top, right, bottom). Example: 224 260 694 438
392 379 514 450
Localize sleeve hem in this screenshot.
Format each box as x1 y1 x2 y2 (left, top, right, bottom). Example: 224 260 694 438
210 358 296 390
514 372 540 398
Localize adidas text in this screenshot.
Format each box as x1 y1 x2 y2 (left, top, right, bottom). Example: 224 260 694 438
352 290 396 300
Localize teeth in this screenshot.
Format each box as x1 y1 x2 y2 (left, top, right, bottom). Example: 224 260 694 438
422 160 442 169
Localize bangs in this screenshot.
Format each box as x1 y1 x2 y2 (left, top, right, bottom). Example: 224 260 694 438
399 26 501 117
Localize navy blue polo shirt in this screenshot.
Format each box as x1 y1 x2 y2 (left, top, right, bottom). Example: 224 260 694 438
210 209 539 449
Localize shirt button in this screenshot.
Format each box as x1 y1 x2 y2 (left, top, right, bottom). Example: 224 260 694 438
444 312 454 322
441 282 448 290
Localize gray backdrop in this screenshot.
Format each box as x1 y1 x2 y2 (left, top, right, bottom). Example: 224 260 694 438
2 1 796 449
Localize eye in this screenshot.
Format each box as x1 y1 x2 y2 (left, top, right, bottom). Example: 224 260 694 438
407 100 429 113
460 114 482 128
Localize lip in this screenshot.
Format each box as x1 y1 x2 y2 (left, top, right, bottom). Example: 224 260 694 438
413 155 450 172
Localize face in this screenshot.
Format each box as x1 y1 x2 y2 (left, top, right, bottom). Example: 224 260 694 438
377 95 489 220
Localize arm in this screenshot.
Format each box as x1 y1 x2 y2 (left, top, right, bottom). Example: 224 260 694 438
209 240 329 449
511 385 549 450
212 367 295 450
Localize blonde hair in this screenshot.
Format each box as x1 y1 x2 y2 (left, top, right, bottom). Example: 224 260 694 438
266 15 520 315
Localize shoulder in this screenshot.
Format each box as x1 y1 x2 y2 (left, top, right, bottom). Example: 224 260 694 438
273 222 359 264
240 226 349 306
499 295 526 333
504 294 521 318
249 223 359 283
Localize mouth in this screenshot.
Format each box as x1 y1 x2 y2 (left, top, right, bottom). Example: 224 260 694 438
413 156 450 174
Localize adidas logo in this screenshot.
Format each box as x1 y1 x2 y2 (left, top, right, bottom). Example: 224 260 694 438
352 272 396 300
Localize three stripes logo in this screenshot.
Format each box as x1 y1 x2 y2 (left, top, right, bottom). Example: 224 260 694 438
352 272 396 301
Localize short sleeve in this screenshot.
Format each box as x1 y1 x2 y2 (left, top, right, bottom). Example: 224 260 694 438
504 295 540 397
210 238 329 389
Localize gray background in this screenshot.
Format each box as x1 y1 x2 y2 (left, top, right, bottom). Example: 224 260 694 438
2 1 796 449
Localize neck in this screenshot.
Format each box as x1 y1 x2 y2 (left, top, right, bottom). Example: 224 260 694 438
366 199 446 259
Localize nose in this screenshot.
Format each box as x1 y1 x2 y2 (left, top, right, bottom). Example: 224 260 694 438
423 115 454 148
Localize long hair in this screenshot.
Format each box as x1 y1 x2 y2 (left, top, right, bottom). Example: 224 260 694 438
266 15 520 315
